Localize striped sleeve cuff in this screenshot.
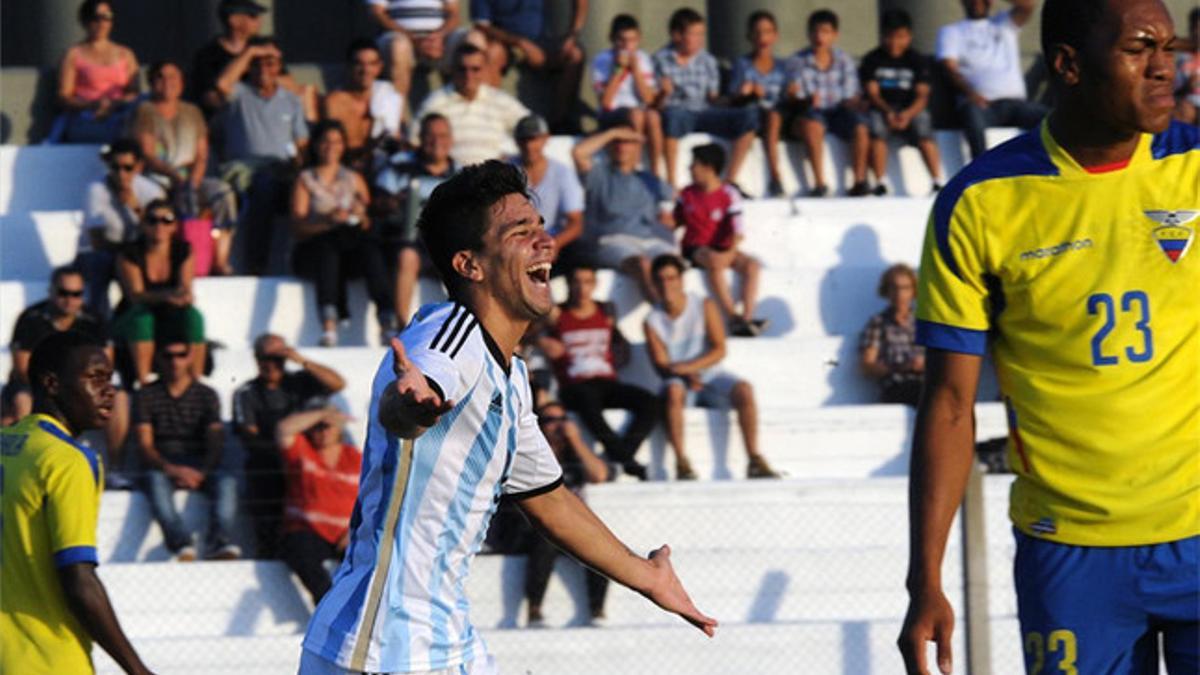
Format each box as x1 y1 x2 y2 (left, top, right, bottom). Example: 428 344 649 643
506 477 564 501
53 545 99 568
916 319 988 356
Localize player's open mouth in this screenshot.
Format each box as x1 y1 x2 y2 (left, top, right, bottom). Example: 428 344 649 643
525 262 551 286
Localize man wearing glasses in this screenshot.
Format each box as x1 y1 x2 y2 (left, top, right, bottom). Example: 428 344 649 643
75 139 165 318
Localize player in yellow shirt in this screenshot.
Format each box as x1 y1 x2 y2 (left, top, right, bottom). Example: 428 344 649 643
899 0 1198 673
1 332 154 674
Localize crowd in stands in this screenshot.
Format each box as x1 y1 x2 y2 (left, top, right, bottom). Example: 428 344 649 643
4 0 1197 619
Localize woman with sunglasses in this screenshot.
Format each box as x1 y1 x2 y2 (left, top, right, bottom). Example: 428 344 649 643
290 120 396 347
50 0 141 143
112 199 207 385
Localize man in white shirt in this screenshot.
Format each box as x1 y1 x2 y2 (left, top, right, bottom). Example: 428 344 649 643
411 44 529 167
298 161 716 674
936 0 1049 158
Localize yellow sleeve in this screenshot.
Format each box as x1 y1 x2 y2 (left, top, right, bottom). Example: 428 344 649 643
43 447 101 567
916 187 993 355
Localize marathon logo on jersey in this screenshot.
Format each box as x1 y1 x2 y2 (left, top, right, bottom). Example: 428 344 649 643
1018 238 1093 262
1030 517 1057 535
1145 210 1198 263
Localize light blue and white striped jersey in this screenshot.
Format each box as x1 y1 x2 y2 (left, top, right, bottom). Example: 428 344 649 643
302 302 563 673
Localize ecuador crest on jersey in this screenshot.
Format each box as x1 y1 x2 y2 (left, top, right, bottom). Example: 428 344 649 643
1145 210 1197 263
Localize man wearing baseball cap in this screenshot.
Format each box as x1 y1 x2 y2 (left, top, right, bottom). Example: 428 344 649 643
512 114 583 254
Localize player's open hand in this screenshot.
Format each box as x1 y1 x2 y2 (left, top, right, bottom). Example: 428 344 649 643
643 544 718 637
897 586 955 674
387 337 454 433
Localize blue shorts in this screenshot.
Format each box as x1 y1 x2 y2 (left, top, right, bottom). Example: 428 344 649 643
801 106 867 141
1013 530 1199 674
661 105 759 139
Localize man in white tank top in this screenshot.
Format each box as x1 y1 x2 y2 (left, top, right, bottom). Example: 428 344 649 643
643 254 779 481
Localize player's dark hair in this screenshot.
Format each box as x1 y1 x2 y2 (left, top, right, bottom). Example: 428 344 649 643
50 264 85 288
346 37 382 62
877 262 917 298
418 160 530 298
609 13 640 40
28 331 103 396
78 0 110 26
691 143 726 175
747 10 777 32
1040 0 1106 65
651 253 687 278
881 8 912 34
148 60 183 82
808 9 839 33
669 7 704 35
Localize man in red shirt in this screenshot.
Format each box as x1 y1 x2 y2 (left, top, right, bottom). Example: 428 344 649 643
537 266 659 480
673 143 767 337
274 399 362 604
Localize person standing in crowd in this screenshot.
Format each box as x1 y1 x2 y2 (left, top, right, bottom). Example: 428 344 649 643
538 265 658 480
321 39 405 177
111 200 207 385
51 0 140 144
131 61 238 275
936 0 1047 159
592 14 663 178
524 402 611 628
135 340 238 562
858 264 924 406
674 144 767 338
860 9 945 194
654 7 759 190
511 114 584 254
291 120 396 347
233 333 346 559
571 126 677 304
784 9 873 197
274 401 362 604
216 37 311 275
1 332 156 675
411 44 530 167
644 254 779 481
728 11 790 197
76 140 167 319
373 113 458 324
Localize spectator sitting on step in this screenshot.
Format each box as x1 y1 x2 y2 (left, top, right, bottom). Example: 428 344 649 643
783 9 873 197
135 339 239 561
1 266 132 489
131 60 239 275
653 7 760 190
524 401 611 628
321 39 405 178
511 114 584 258
536 265 657 480
860 9 945 195
1174 7 1199 125
591 14 664 178
233 333 346 560
75 139 167 319
936 0 1046 159
728 10 790 197
49 0 140 144
290 120 397 347
366 0 485 99
215 36 310 275
571 125 677 304
673 144 767 338
644 254 779 481
274 400 362 604
858 263 924 406
410 43 530 167
111 200 207 386
372 113 459 324
470 0 587 132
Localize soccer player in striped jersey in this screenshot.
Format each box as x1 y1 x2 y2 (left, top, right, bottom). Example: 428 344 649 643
899 1 1199 674
299 161 717 674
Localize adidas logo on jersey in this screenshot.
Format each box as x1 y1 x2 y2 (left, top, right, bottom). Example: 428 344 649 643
489 393 503 413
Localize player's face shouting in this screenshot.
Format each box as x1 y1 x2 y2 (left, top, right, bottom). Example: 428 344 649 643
480 193 555 321
1083 0 1177 134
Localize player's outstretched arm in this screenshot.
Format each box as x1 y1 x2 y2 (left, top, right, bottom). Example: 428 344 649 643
58 563 156 675
518 484 718 637
897 349 982 675
378 338 454 439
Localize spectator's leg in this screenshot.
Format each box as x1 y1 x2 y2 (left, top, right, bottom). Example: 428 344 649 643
202 177 238 275
202 471 239 556
348 231 398 333
560 382 622 456
763 109 784 188
663 381 692 477
957 98 990 160
282 529 336 604
183 306 207 380
312 234 344 335
385 31 418 97
394 246 422 325
722 108 760 186
661 107 692 189
244 453 286 559
645 109 666 179
693 248 737 318
799 116 829 190
730 380 762 462
242 166 281 275
524 531 558 623
605 381 662 461
104 389 130 473
585 568 610 619
868 111 890 184
76 250 116 319
113 303 156 385
732 252 762 322
619 254 660 305
550 39 585 133
143 469 192 553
